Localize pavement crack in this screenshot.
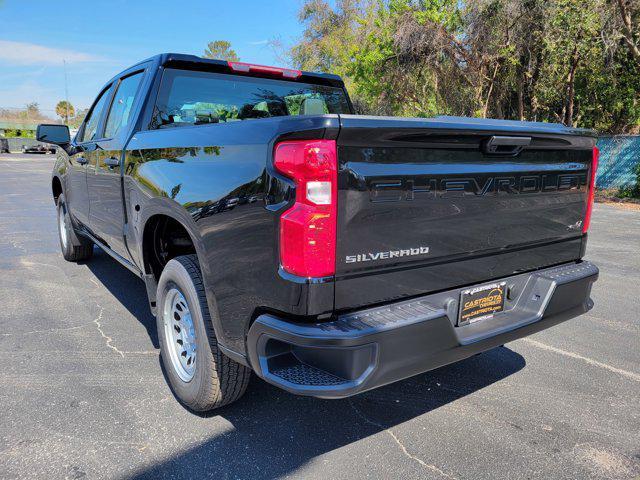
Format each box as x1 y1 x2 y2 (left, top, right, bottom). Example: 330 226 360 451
522 338 640 383
92 304 125 358
8 237 26 254
349 400 458 479
88 276 158 358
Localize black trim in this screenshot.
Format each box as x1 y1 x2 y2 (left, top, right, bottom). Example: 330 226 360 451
76 83 114 145
161 53 345 88
102 69 146 140
81 230 143 278
247 261 598 398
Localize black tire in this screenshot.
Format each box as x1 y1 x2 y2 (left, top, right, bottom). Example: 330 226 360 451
156 254 250 411
56 194 93 262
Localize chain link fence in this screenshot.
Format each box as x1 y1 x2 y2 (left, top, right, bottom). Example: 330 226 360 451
596 136 640 189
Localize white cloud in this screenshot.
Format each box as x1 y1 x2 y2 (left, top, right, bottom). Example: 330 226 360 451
0 40 105 65
0 77 58 112
248 40 269 46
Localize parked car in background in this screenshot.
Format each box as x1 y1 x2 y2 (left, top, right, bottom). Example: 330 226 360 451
37 53 599 412
0 138 9 153
22 143 56 154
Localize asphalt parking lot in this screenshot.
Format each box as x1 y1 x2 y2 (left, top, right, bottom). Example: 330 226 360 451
0 153 638 480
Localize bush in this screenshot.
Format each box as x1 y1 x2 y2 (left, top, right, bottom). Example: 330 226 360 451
616 163 640 199
3 129 35 138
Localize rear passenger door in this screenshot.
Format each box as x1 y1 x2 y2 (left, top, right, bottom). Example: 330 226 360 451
87 69 146 260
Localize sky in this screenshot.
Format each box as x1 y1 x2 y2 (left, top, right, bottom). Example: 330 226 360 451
0 0 310 116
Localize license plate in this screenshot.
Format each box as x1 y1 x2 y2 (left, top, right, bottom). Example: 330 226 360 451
458 282 506 325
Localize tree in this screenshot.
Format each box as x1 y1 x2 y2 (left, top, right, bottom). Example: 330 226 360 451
535 0 602 126
0 104 53 124
56 100 75 125
25 102 40 118
289 0 640 133
203 40 240 61
613 0 640 66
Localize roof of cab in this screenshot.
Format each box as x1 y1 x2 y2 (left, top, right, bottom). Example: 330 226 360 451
124 53 345 88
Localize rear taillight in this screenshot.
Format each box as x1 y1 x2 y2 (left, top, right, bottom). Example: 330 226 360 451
583 146 599 233
273 140 337 277
227 61 302 79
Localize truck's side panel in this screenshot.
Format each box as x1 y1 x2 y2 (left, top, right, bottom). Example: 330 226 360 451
124 116 340 356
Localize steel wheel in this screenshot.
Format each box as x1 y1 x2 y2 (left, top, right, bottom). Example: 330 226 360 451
162 287 197 382
58 204 68 250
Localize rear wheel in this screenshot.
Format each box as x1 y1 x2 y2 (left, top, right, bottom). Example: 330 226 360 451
157 254 250 411
56 194 93 262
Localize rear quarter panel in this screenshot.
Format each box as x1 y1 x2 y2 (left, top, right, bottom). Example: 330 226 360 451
124 116 339 355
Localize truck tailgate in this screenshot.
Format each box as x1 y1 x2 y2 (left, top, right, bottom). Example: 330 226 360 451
334 115 596 310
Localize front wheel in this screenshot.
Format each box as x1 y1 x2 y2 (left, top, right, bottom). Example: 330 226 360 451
157 255 250 411
56 194 93 262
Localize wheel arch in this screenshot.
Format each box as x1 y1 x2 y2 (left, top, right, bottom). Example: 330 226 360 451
137 205 207 285
140 213 200 281
139 209 234 358
52 176 63 204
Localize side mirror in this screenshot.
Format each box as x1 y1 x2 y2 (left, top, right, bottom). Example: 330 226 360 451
36 124 70 146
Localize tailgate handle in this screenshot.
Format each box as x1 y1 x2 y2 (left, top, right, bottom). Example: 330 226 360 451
483 136 531 156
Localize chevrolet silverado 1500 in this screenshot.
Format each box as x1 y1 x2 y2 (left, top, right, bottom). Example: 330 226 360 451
37 54 599 411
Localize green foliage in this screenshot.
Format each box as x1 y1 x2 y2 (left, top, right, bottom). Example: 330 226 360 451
291 0 361 86
3 129 35 138
290 0 640 133
203 40 240 62
617 163 640 199
56 100 75 124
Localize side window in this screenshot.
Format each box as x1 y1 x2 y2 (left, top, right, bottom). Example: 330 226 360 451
81 87 110 143
104 72 144 139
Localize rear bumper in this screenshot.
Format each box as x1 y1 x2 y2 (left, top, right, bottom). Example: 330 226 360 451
247 261 598 398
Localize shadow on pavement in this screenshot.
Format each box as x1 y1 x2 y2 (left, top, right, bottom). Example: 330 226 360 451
85 249 526 480
128 347 525 479
84 249 159 348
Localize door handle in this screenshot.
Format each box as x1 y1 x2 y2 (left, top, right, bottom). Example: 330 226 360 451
482 136 531 156
76 157 88 165
104 157 120 168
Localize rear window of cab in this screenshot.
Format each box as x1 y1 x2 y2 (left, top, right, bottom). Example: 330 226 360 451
151 68 351 129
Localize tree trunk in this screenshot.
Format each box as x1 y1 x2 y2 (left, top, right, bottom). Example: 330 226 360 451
517 70 525 121
616 0 640 67
564 45 580 127
529 47 544 120
482 63 501 119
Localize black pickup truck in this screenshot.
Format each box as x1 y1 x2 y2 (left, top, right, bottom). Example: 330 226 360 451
37 53 599 411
